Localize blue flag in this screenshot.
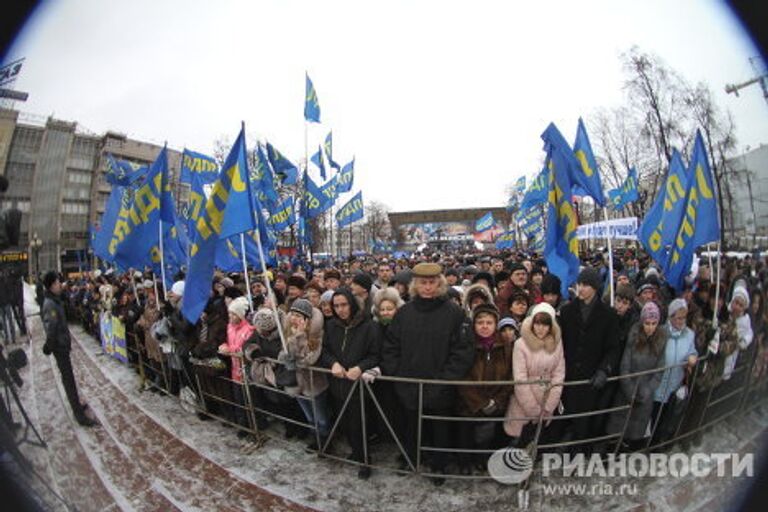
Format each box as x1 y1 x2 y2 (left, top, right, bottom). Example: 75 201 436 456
302 173 330 219
311 146 327 181
542 123 581 296
324 131 340 170
265 142 298 185
251 144 280 210
182 127 256 323
337 158 355 194
180 149 218 185
664 131 720 291
336 191 364 228
520 166 550 211
475 212 495 232
184 172 206 241
638 149 689 268
319 173 339 209
268 197 295 231
92 186 126 262
495 231 516 250
607 168 639 210
304 73 321 123
572 118 606 207
105 154 148 186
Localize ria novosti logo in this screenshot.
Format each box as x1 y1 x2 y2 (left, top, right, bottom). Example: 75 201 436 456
488 448 534 484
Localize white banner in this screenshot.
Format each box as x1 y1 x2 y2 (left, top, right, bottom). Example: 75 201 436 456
577 217 638 240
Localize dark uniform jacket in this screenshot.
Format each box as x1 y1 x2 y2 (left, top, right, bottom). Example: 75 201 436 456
42 291 72 354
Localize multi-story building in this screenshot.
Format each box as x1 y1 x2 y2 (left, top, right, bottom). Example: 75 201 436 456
0 108 183 275
726 144 768 248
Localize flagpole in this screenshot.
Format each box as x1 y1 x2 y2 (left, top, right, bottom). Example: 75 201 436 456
152 276 161 312
603 207 615 306
158 220 168 300
254 226 288 352
240 233 253 310
131 273 140 307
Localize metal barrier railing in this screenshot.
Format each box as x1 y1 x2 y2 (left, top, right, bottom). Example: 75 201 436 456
76 312 768 486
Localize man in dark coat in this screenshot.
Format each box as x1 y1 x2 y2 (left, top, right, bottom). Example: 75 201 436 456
558 267 619 451
381 262 474 483
41 271 97 427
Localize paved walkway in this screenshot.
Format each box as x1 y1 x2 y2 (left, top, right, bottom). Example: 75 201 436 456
6 312 768 511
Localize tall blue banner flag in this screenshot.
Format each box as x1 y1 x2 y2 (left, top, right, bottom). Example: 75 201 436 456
572 117 606 207
324 131 340 169
265 142 298 185
337 158 355 194
311 146 327 181
304 73 321 123
336 191 364 228
182 128 256 323
607 168 639 210
663 131 720 291
542 123 581 296
180 149 218 185
638 149 689 268
520 166 550 211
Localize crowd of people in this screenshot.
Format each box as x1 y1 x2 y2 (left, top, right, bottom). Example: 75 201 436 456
36 247 768 484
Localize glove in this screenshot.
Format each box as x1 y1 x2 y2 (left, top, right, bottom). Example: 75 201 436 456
481 398 497 416
361 367 381 384
277 350 296 370
708 329 720 355
590 369 608 390
42 342 53 356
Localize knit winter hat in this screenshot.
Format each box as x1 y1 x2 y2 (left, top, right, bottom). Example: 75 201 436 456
290 298 314 319
498 317 518 331
253 308 277 333
142 280 154 290
730 282 750 310
668 298 688 318
170 280 185 297
640 301 661 323
352 272 374 291
320 290 335 303
228 296 250 320
577 268 602 290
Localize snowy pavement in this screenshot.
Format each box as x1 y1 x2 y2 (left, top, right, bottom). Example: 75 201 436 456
6 282 768 511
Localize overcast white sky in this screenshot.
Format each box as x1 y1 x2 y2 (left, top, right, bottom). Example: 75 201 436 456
3 0 767 212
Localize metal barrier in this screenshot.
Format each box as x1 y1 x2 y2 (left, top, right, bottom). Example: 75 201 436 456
85 317 768 486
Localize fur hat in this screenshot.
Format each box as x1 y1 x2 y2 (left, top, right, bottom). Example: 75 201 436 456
220 277 235 288
471 303 500 324
372 287 404 319
730 281 750 311
540 273 562 296
228 296 250 320
640 301 661 323
287 275 307 290
253 308 277 333
577 268 602 291
463 283 494 310
290 298 314 319
509 262 527 274
472 271 495 288
323 268 341 281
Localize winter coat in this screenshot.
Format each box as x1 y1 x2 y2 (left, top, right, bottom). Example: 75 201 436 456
42 292 71 354
192 297 228 359
457 335 514 417
504 317 565 436
723 313 753 381
606 323 667 439
245 329 283 387
319 309 380 373
220 320 256 383
559 296 620 413
136 303 163 363
382 295 474 411
654 323 697 404
285 307 328 397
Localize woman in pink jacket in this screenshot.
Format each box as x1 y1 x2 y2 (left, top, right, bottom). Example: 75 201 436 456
219 296 256 437
504 302 565 447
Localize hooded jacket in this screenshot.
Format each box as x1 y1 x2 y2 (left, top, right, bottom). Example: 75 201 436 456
504 307 565 437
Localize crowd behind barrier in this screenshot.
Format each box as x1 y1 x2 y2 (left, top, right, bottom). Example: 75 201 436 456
42 247 768 485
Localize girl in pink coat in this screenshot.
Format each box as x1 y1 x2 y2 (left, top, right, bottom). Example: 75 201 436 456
219 296 256 435
504 302 565 446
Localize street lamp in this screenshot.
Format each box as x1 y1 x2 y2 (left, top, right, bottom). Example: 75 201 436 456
29 232 42 281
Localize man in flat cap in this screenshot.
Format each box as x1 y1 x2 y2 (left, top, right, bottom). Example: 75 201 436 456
382 262 473 484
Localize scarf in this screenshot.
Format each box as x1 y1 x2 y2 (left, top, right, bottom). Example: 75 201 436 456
477 335 495 352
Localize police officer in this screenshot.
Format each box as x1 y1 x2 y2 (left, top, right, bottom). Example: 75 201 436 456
41 270 97 427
